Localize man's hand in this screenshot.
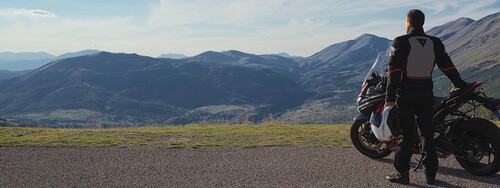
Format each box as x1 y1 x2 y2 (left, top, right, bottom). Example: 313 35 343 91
385 102 396 108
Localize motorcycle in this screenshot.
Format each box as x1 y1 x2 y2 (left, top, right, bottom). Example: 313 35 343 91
350 52 500 176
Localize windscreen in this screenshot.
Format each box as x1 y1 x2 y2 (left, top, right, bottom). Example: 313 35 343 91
362 47 391 86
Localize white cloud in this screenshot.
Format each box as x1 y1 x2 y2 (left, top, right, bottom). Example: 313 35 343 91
28 9 56 18
0 8 56 19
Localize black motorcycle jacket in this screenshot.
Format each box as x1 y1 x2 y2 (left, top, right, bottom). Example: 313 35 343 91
386 26 467 102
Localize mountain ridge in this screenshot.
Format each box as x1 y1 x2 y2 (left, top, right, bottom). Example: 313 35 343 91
0 49 102 71
0 52 55 61
0 51 311 126
0 12 498 126
427 17 475 40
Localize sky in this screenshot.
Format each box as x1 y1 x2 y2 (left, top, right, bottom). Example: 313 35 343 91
0 0 499 57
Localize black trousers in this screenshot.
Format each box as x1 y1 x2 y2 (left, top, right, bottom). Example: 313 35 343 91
394 96 438 175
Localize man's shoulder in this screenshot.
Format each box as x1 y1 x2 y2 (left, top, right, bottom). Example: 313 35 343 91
393 33 414 43
393 33 442 43
392 35 411 47
426 35 443 43
393 34 409 41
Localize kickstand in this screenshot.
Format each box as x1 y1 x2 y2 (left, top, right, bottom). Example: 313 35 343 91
413 153 426 172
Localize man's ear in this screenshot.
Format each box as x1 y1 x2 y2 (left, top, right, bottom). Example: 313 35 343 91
405 18 411 33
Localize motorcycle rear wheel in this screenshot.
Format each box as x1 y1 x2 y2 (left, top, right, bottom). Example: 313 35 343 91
454 118 500 176
350 120 392 158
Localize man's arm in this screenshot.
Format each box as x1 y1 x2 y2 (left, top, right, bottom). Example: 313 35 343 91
434 38 467 88
386 37 403 105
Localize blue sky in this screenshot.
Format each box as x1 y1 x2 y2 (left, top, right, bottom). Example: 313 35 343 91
0 0 499 57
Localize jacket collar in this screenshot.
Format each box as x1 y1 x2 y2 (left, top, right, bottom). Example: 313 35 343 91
408 26 425 35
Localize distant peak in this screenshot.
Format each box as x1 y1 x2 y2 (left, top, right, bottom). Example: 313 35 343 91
197 51 222 56
457 17 474 21
86 51 145 59
97 51 112 54
356 33 377 40
80 49 101 52
354 33 390 42
90 51 113 57
454 17 475 24
193 51 229 59
56 49 102 60
224 50 243 53
277 52 291 58
222 50 254 56
65 49 101 55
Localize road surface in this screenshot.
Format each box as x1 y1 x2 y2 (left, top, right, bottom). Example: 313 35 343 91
1 147 498 187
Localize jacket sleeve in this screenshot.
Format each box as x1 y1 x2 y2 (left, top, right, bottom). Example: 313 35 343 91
434 38 467 88
386 37 403 102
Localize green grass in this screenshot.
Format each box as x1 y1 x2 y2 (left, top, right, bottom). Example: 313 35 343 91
0 124 351 148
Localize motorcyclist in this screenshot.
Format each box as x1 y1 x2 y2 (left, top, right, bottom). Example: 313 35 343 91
384 9 467 185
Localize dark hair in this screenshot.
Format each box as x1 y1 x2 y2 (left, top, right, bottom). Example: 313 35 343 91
407 9 425 27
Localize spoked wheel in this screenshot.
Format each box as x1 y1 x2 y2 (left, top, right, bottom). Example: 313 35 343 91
350 120 391 158
454 118 500 176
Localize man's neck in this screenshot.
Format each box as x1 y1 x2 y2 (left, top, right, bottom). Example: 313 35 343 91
407 26 425 34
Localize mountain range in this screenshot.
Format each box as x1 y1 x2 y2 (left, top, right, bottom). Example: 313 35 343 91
0 12 498 127
0 50 101 71
428 12 499 95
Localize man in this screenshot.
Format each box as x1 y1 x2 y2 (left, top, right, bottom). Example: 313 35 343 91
385 9 467 185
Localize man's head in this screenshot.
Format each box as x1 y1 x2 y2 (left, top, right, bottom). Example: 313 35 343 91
406 9 425 33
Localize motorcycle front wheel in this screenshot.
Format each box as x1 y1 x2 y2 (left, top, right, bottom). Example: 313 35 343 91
350 120 392 158
454 118 500 176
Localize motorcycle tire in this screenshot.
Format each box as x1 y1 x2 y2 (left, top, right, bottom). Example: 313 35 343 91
350 120 392 158
454 118 500 176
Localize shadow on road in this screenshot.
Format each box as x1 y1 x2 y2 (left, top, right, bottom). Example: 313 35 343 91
373 157 499 187
408 180 466 188
438 165 500 186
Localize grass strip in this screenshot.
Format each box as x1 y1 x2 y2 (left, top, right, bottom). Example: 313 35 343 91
0 124 351 148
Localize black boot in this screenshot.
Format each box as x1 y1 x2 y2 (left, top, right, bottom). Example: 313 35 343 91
425 171 436 185
387 171 409 185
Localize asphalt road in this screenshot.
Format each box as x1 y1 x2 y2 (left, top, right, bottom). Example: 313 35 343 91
1 147 499 187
